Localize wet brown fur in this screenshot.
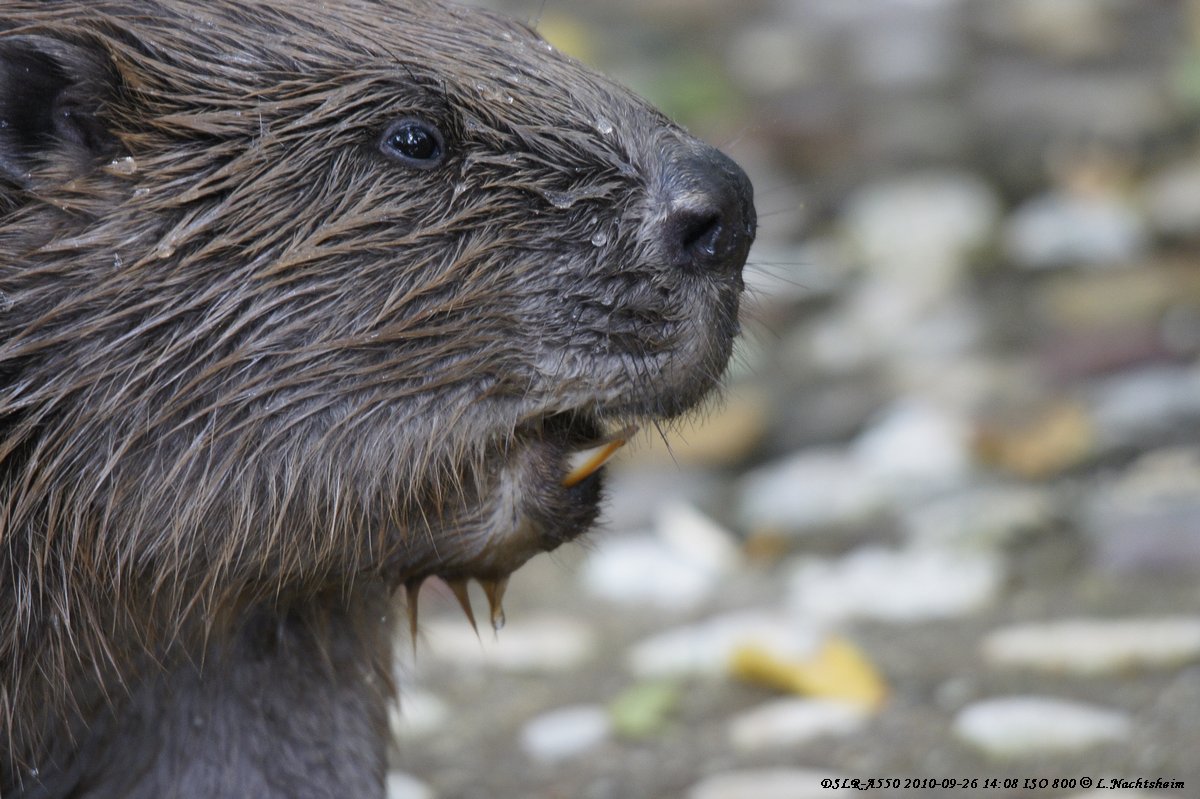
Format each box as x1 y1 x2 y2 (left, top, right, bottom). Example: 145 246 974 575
0 1 751 795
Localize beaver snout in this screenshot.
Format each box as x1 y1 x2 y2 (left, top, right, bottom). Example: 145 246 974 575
659 144 757 278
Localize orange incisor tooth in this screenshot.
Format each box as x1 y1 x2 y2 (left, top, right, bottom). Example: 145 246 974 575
562 426 637 487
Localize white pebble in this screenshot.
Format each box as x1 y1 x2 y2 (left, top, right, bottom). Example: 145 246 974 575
789 546 1002 622
581 535 718 612
1003 0 1120 60
687 768 846 799
850 10 961 90
1088 367 1200 449
519 705 611 764
627 611 822 679
843 171 999 292
1114 447 1200 503
389 690 448 739
1143 158 1200 238
601 466 723 533
655 501 742 576
852 398 974 495
386 771 435 799
727 21 820 93
420 614 594 673
954 696 1131 758
737 448 886 532
982 617 1200 674
1081 447 1200 572
1004 191 1146 269
809 286 985 370
728 698 870 751
903 485 1055 549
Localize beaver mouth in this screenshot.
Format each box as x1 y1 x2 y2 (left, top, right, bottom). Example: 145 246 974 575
516 409 638 535
399 268 742 639
400 409 640 640
561 419 637 489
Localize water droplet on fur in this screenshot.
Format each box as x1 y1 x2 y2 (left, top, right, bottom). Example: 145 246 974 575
108 156 138 176
594 117 614 135
452 182 468 199
112 254 123 268
500 31 514 42
542 190 580 210
476 84 513 105
538 40 554 52
481 576 509 633
590 231 609 247
132 187 150 198
155 244 176 259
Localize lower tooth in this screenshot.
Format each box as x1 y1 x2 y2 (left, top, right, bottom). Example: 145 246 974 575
562 426 637 487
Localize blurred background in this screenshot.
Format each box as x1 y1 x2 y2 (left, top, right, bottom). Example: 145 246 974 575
389 2 1200 797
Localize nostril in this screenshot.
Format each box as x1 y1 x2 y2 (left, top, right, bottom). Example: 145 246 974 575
676 209 724 260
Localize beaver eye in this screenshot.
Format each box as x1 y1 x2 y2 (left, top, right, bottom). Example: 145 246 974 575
380 118 446 168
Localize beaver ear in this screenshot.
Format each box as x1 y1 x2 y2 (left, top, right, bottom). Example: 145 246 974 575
0 34 119 186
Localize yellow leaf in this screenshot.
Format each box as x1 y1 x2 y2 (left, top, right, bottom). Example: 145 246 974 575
729 636 887 710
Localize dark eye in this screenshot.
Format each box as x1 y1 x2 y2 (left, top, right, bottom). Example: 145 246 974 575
380 118 445 168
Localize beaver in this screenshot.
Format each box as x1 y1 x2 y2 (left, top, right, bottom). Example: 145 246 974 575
0 0 755 796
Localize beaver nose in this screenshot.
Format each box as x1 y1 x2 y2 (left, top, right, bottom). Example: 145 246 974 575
660 146 756 277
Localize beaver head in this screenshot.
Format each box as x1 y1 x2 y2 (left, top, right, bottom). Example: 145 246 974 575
0 0 754 680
